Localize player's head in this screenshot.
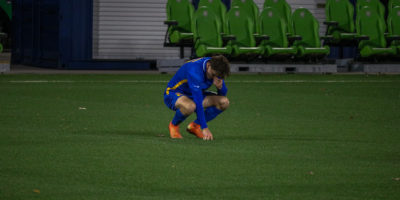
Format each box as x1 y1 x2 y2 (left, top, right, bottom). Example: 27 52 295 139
208 55 230 79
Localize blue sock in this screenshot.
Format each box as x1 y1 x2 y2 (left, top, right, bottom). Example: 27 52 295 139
171 109 187 126
195 106 223 124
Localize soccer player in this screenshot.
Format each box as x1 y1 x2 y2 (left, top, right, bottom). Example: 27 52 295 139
164 55 230 140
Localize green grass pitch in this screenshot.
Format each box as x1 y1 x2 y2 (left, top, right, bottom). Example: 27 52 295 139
1 74 399 199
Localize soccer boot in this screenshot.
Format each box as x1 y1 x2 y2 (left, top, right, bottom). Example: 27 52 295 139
186 122 204 138
169 122 183 139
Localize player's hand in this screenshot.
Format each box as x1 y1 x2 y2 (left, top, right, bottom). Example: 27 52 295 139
202 128 214 141
213 77 223 90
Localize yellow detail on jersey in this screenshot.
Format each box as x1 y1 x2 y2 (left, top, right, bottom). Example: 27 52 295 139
166 79 188 95
186 57 203 63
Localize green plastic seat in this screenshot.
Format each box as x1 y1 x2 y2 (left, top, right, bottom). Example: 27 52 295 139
226 6 263 57
292 8 330 57
198 0 228 33
263 0 294 35
389 0 400 14
231 0 260 33
192 6 232 57
356 6 397 57
325 0 357 44
387 6 400 54
356 0 385 21
164 0 194 44
259 7 297 57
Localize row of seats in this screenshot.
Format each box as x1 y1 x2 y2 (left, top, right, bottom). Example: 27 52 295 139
164 0 400 60
326 0 400 57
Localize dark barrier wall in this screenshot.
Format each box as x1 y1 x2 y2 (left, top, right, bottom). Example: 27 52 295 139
12 0 152 69
59 0 92 68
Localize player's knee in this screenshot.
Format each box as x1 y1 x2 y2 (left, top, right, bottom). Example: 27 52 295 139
182 102 196 115
218 97 229 110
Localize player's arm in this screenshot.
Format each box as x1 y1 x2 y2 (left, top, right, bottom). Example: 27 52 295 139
188 76 213 140
191 88 207 129
217 80 227 96
213 77 227 96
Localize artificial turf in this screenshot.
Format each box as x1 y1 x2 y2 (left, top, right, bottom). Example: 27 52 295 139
0 74 399 199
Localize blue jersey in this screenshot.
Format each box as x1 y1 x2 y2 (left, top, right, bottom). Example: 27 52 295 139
164 57 227 129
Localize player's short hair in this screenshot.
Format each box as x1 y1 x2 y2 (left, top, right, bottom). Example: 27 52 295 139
209 55 230 79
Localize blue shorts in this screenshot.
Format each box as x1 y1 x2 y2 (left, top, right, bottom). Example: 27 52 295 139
164 91 217 111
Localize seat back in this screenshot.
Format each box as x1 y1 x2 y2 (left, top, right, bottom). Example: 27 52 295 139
388 6 400 36
263 0 293 35
356 0 385 20
231 0 259 33
166 0 194 33
389 0 400 17
198 0 227 33
325 0 355 34
193 6 224 48
292 8 321 48
387 6 400 46
356 6 387 49
259 7 289 48
226 6 256 47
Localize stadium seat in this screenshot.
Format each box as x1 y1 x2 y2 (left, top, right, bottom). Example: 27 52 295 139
389 0 400 14
192 6 232 57
226 6 263 57
198 0 228 33
164 0 194 45
386 6 400 55
324 0 357 45
292 8 330 58
164 0 194 58
356 6 397 57
356 0 386 21
259 7 297 58
263 0 294 35
231 0 260 33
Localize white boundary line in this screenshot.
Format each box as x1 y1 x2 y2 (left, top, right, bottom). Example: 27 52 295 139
5 80 400 83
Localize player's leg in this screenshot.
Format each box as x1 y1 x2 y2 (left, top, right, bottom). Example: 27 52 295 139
187 95 229 138
165 93 195 139
175 95 196 116
169 96 197 138
202 95 230 111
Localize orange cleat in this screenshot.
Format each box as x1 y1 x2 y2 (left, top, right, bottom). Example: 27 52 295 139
186 122 204 138
169 122 183 139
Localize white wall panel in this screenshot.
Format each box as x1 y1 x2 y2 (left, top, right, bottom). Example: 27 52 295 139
92 0 189 60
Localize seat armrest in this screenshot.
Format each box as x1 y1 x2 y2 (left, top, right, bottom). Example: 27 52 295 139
320 35 334 41
287 35 302 46
222 35 235 46
254 35 269 45
255 34 269 40
0 32 7 38
288 35 302 41
222 35 236 41
323 21 339 26
386 35 400 43
164 20 178 26
355 35 370 41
